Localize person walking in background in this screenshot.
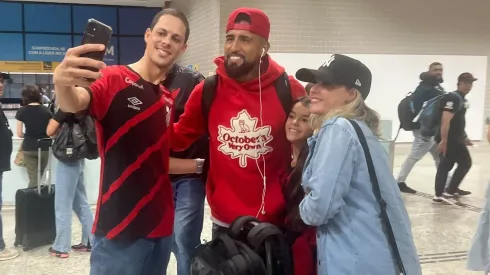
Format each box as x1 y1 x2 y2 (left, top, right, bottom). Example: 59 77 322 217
0 72 19 261
397 62 444 194
46 109 94 259
15 85 53 188
396 62 470 196
433 73 476 204
296 54 421 275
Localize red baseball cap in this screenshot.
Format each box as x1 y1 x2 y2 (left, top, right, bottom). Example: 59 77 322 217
226 7 270 40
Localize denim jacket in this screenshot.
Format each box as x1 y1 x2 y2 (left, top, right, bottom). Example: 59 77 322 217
299 117 421 275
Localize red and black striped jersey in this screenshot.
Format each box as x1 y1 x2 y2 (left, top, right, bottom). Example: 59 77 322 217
87 65 174 241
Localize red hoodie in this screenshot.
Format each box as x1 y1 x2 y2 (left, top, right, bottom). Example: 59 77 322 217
171 56 305 225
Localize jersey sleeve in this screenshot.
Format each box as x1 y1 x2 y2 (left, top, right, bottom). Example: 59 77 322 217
171 81 207 151
288 76 307 100
440 93 461 114
86 67 118 120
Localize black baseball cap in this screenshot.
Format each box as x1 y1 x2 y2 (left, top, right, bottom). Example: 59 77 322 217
458 72 477 83
0 72 10 80
295 54 372 99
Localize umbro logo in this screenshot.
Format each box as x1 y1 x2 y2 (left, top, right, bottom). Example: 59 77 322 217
127 97 142 111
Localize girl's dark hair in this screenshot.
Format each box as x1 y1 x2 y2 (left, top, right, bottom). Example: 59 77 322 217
284 145 309 232
21 84 42 105
284 96 311 232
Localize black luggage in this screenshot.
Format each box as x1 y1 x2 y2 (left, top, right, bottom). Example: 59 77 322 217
14 138 56 251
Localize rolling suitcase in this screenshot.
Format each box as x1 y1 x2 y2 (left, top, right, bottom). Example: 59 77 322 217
14 138 56 251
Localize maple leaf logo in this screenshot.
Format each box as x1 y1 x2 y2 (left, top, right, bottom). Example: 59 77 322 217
217 109 273 167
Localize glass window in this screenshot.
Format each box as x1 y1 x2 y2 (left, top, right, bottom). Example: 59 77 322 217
8 83 23 98
22 74 36 85
36 74 51 84
10 74 23 84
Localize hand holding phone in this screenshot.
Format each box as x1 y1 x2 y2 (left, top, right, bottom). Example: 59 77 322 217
80 19 113 74
53 19 112 88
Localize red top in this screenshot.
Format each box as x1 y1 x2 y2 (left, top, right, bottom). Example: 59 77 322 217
172 56 305 226
88 65 174 241
291 227 317 275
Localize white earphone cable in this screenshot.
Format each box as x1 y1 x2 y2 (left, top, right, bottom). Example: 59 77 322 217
255 50 267 218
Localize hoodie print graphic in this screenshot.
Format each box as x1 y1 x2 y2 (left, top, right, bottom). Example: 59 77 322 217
218 109 273 167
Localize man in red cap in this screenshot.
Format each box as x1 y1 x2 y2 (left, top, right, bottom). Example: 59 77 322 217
172 7 305 235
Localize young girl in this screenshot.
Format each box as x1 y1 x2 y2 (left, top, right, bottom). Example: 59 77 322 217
283 96 316 275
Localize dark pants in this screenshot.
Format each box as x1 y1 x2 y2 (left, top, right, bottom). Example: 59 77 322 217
90 235 172 275
171 177 205 275
435 142 472 196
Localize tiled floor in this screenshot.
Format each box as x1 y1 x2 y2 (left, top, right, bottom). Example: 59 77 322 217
1 143 489 275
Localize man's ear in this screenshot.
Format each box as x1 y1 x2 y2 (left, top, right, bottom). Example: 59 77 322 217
180 43 188 55
263 42 271 55
144 28 151 43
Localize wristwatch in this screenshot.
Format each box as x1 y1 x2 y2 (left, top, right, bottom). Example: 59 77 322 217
195 158 205 174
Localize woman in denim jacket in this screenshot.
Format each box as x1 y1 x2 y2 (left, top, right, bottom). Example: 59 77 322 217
295 54 421 275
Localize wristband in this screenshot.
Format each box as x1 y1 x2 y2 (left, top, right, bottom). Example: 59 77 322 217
196 158 205 174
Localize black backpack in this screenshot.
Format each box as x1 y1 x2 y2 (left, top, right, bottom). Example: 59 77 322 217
397 92 418 133
190 216 294 275
53 115 98 162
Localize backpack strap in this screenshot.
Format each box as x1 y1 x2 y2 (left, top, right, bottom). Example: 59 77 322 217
274 73 293 115
201 75 218 133
228 216 260 239
348 120 407 275
246 222 283 250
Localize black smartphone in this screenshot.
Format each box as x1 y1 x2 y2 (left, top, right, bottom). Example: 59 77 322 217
80 18 113 73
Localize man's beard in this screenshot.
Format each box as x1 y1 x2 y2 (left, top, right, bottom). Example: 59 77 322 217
224 56 257 79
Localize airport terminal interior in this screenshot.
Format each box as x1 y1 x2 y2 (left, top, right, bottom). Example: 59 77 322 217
1 0 490 274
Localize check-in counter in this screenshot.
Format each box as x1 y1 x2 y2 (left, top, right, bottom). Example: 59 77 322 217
1 114 101 206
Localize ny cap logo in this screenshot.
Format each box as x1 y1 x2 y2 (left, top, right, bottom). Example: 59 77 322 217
321 55 335 68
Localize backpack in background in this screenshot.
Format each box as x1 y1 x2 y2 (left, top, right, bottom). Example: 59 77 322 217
415 92 463 139
190 216 294 275
53 115 98 162
397 91 419 132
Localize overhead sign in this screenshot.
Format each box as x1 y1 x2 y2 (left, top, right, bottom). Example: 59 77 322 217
25 34 72 62
0 61 60 73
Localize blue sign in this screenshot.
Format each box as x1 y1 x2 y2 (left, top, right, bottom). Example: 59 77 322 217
25 34 72 62
73 35 118 66
0 34 23 61
73 6 118 34
0 3 22 31
119 37 145 65
118 7 160 35
24 3 71 33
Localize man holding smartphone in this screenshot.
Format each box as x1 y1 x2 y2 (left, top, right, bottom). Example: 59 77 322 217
53 9 198 275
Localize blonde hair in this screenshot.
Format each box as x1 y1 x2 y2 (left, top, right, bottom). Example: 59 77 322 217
310 89 380 136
